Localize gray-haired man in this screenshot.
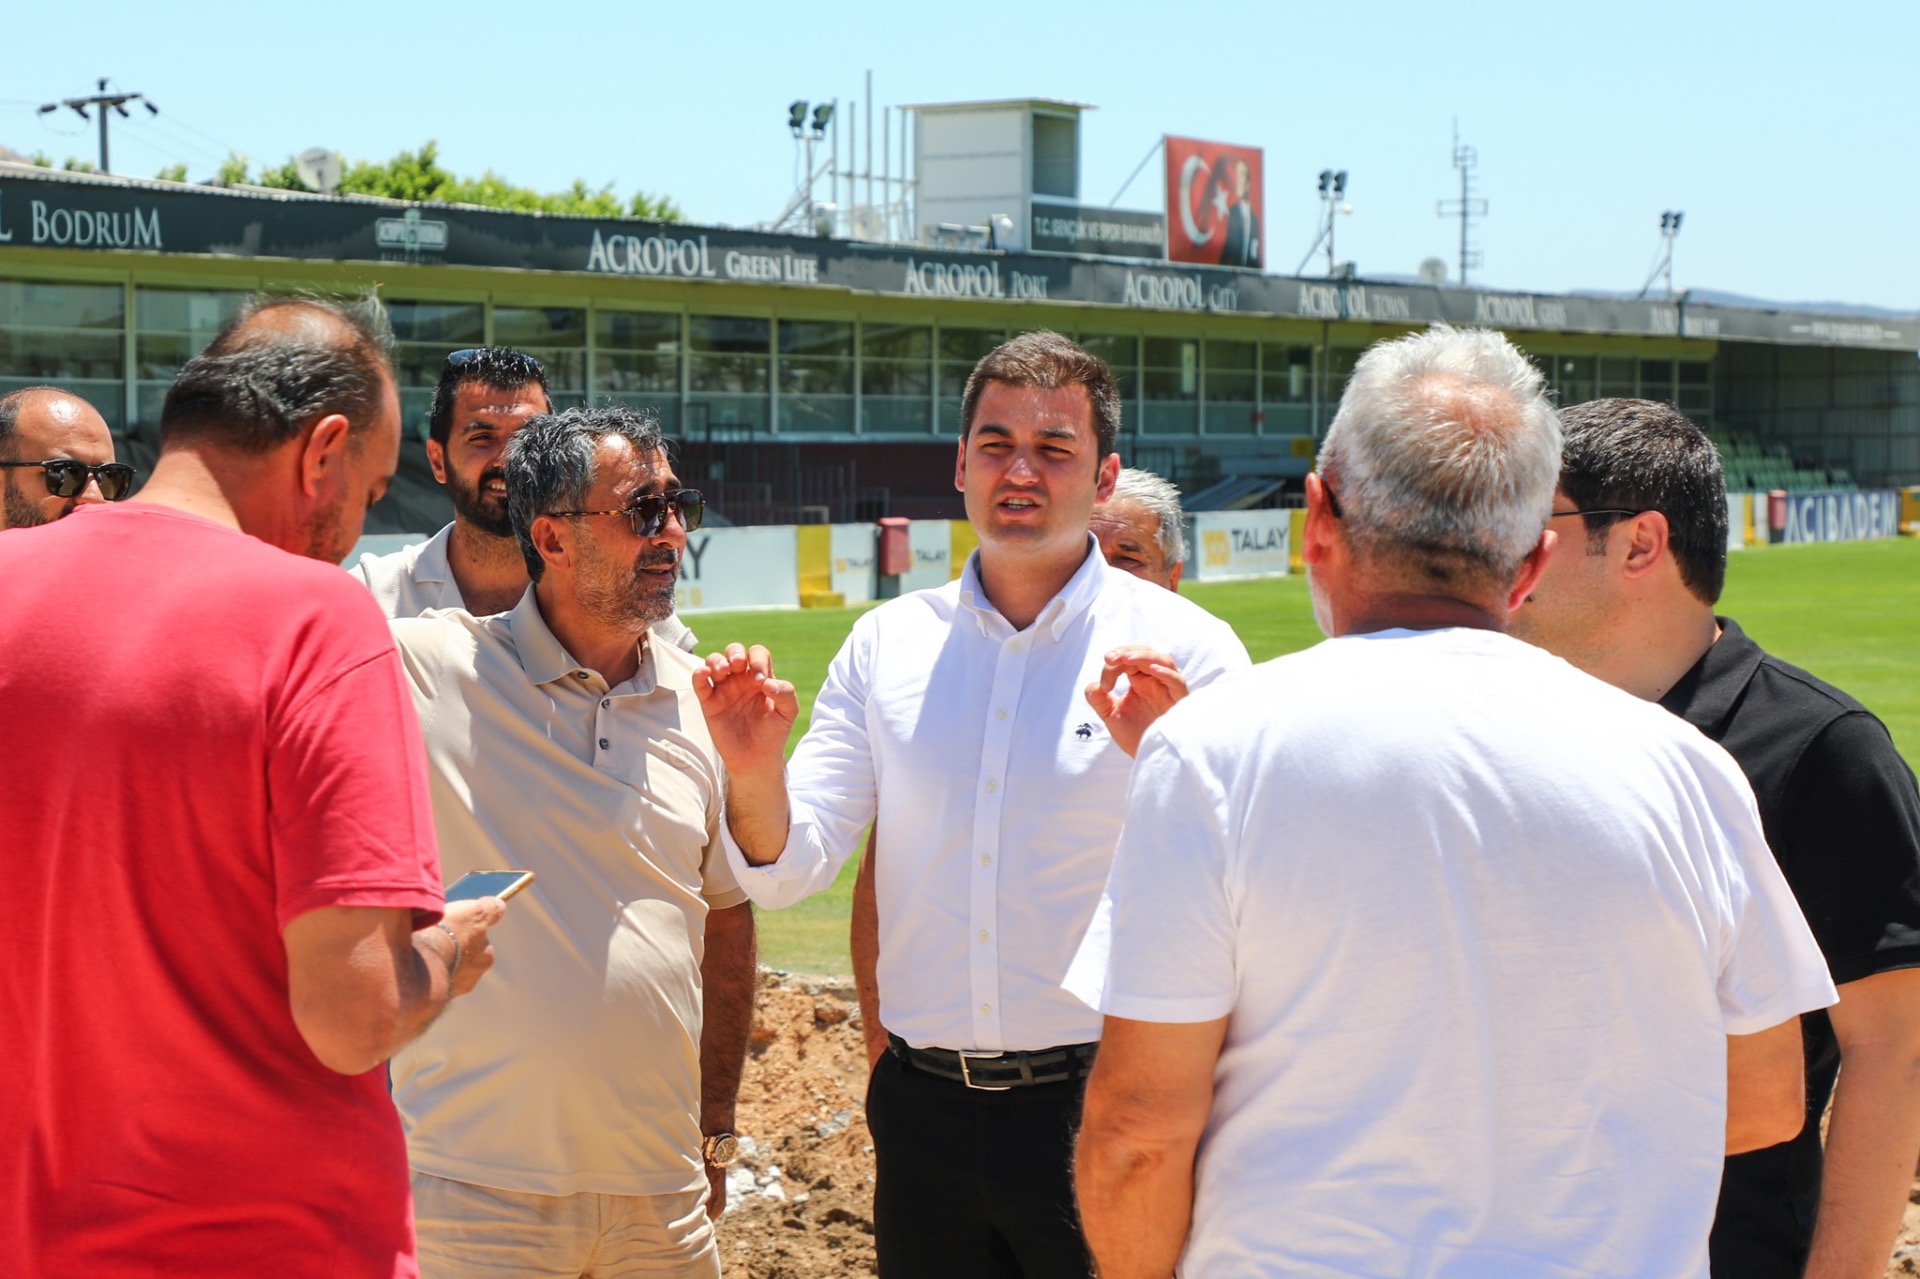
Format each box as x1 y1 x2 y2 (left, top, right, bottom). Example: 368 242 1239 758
1091 466 1186 590
387 406 755 1278
1070 327 1835 1279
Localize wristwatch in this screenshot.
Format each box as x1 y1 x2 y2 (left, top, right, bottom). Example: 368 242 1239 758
702 1132 739 1167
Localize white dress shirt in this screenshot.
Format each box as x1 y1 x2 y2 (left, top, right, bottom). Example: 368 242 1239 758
726 536 1250 1052
349 520 698 650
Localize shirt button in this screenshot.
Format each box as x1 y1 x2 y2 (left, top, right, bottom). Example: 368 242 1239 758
978 930 989 942
984 780 998 793
995 709 1007 721
574 671 590 680
598 737 610 750
980 1004 992 1016
1009 640 1023 653
980 855 991 866
601 699 611 708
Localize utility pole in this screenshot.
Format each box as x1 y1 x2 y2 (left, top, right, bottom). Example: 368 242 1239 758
38 78 159 174
1638 211 1684 299
1434 120 1487 286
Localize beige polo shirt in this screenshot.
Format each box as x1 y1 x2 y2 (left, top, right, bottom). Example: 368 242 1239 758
388 588 745 1198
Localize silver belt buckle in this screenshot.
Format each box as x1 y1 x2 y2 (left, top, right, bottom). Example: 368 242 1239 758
957 1049 1012 1091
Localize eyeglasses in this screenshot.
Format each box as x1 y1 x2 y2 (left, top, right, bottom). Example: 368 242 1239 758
550 488 704 537
0 459 136 501
443 348 546 377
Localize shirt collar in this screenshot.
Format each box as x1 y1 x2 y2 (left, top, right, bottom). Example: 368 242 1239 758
956 534 1109 640
505 586 654 694
1659 616 1764 736
412 523 455 586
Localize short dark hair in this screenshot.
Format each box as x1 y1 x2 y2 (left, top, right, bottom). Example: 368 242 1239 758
428 347 550 448
0 386 69 457
158 296 394 454
959 330 1121 465
504 404 667 581
1556 398 1727 604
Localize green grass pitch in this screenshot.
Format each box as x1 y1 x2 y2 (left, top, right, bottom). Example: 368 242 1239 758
688 538 1920 975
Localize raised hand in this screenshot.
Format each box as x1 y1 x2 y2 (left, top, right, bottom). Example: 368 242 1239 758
1084 646 1190 757
694 643 800 776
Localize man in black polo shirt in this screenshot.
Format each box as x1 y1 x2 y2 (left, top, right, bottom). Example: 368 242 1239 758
1511 397 1920 1279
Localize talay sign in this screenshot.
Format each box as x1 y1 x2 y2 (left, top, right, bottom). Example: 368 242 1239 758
1164 136 1264 270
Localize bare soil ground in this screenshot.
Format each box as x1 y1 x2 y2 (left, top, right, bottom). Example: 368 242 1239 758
723 971 1920 1279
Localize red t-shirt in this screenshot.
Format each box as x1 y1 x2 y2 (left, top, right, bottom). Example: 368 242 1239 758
0 504 443 1278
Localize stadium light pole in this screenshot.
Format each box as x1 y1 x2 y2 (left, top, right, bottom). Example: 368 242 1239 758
1294 168 1351 278
36 77 158 174
1638 210 1684 299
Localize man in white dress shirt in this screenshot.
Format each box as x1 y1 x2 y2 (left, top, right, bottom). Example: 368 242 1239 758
696 331 1250 1277
348 345 696 648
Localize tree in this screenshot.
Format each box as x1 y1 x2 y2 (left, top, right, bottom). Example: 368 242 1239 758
155 162 188 183
250 140 679 220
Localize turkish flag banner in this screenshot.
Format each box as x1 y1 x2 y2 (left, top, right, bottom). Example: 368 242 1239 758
1164 135 1264 270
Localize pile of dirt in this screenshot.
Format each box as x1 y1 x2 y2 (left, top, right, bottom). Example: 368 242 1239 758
721 970 1920 1279
717 971 878 1279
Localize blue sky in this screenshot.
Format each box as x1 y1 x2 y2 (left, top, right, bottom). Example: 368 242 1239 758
6 0 1914 310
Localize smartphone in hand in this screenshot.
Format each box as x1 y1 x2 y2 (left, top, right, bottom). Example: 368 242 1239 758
444 870 535 903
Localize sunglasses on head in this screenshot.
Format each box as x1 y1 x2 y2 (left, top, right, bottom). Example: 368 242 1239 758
551 488 705 538
443 348 546 377
0 458 136 501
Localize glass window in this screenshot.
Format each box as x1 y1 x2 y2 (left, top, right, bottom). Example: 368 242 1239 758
688 315 770 437
133 288 248 431
1077 334 1138 403
1259 342 1315 436
937 326 1004 433
1677 359 1712 418
1204 339 1257 435
1599 357 1636 399
1554 355 1597 408
595 309 681 434
1640 358 1674 403
385 301 487 439
1141 337 1198 434
778 319 853 433
860 322 931 435
492 306 586 408
0 279 125 433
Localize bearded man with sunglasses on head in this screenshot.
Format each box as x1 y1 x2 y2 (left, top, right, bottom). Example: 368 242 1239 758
0 386 132 528
350 347 696 651
385 406 754 1279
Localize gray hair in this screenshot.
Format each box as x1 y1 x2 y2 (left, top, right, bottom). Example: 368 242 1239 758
1108 466 1186 566
505 404 666 581
1318 326 1560 586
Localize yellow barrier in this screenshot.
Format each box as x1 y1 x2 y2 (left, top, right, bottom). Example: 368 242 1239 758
1289 509 1307 574
1903 487 1920 536
795 525 831 598
949 520 980 579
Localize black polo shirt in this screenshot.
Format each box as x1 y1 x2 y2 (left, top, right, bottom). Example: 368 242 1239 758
1658 618 1920 1279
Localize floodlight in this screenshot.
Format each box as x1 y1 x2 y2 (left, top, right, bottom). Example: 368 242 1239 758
1334 170 1348 195
1671 211 1683 232
788 100 808 134
1318 169 1333 194
811 103 833 135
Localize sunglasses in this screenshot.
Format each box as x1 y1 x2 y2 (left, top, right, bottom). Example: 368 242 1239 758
443 348 546 377
0 458 136 501
551 488 705 537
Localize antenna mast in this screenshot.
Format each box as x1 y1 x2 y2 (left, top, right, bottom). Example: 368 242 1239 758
1434 120 1487 286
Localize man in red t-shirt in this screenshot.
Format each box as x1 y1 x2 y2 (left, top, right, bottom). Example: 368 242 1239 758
0 297 506 1279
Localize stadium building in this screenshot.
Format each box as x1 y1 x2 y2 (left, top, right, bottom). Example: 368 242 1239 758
3 102 1915 535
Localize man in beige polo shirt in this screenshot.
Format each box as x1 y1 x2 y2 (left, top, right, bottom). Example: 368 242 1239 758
388 405 755 1278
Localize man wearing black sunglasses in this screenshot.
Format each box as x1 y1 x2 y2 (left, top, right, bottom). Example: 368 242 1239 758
387 406 749 1277
0 386 128 529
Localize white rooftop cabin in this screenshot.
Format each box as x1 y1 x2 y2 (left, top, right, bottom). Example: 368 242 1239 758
904 98 1091 252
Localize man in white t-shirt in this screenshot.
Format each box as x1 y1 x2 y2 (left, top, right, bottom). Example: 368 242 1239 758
1067 326 1837 1279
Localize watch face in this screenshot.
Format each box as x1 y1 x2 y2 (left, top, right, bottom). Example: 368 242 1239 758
704 1133 739 1166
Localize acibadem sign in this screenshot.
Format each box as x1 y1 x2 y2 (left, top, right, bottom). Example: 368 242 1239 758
1 173 1910 351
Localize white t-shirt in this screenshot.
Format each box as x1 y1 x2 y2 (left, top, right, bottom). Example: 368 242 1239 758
726 538 1250 1051
1068 627 1835 1279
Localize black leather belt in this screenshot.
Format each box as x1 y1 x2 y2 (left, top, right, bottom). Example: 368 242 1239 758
888 1034 1098 1091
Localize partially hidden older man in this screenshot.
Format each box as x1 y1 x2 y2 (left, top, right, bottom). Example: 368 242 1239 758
350 346 695 650
387 406 754 1279
1069 327 1837 1279
0 385 133 528
1510 398 1920 1279
697 331 1250 1277
0 297 503 1278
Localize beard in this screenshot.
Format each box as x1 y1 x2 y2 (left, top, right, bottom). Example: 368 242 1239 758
575 534 679 630
2 478 52 528
298 486 356 565
448 465 514 540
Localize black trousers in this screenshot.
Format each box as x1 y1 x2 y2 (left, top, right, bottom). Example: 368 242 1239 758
866 1049 1094 1279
